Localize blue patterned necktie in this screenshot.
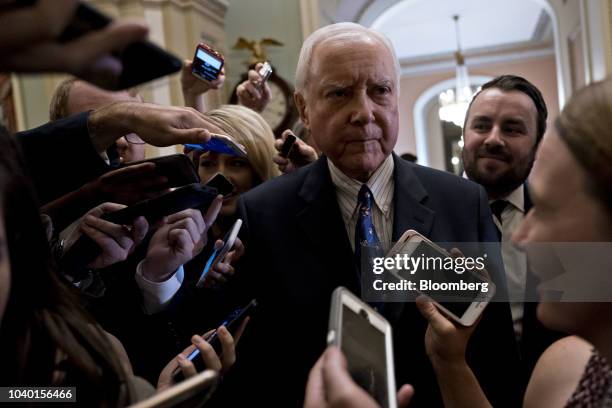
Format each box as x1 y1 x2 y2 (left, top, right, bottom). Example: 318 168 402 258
354 184 382 278
355 185 385 311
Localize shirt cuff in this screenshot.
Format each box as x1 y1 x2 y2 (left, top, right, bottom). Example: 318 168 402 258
135 262 185 315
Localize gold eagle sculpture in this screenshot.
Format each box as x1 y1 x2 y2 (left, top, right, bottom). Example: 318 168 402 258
233 37 283 65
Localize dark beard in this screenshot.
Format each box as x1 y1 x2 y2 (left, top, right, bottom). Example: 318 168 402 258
463 149 535 198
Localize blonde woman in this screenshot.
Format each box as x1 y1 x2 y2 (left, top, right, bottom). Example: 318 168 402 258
190 104 280 286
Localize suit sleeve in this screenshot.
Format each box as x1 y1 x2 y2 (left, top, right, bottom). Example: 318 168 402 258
15 112 110 205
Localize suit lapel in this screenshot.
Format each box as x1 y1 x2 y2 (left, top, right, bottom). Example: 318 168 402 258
392 155 435 240
296 157 359 293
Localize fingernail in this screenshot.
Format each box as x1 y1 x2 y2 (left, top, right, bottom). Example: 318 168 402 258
177 354 186 362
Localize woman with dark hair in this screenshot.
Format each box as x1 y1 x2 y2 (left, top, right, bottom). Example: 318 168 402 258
0 126 138 406
0 126 240 406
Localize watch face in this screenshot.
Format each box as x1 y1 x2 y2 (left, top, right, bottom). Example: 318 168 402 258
261 81 288 131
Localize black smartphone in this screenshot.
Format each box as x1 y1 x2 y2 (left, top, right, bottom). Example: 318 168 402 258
61 183 219 272
124 154 200 187
172 299 258 382
57 2 182 90
280 134 297 158
204 173 234 196
0 0 37 12
192 43 224 82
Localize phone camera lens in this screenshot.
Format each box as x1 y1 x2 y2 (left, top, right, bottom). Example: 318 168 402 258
358 309 369 321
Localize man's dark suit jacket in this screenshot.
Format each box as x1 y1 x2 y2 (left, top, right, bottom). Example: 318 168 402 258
218 154 523 407
15 112 109 205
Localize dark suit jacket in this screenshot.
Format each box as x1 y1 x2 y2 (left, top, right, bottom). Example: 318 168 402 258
15 112 110 205
216 155 523 407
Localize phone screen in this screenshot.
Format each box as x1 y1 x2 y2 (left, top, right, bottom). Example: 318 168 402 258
193 48 223 81
342 305 389 407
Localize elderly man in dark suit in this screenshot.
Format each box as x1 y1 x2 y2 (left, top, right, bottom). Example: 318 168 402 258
219 22 522 407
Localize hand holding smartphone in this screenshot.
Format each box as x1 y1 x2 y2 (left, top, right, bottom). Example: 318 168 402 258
172 299 257 382
196 219 242 288
192 43 224 82
279 134 297 158
58 2 182 90
386 230 495 326
328 287 397 408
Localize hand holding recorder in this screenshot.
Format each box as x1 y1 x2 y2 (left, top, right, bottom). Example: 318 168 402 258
236 62 272 113
273 129 318 174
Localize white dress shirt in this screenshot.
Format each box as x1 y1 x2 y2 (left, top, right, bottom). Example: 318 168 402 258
328 155 395 252
135 263 185 315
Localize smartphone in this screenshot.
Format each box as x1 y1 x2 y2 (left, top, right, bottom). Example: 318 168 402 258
57 2 182 90
129 370 218 408
257 61 273 83
204 173 234 196
0 0 37 12
328 287 397 408
279 134 297 158
61 183 219 272
172 299 257 382
185 134 247 158
387 230 496 326
124 154 200 187
196 219 242 288
192 43 224 82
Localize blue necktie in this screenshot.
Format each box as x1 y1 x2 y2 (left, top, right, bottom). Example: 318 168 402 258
354 185 385 311
354 184 383 285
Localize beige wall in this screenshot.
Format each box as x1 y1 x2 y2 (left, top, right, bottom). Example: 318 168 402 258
396 55 559 158
224 0 303 90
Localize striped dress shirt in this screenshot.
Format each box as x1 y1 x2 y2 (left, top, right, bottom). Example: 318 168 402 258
328 155 395 252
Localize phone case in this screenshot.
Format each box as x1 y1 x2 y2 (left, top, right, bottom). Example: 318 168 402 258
387 230 496 326
192 44 225 82
185 134 247 158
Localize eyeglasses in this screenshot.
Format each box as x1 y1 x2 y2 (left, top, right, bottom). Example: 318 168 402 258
125 133 145 145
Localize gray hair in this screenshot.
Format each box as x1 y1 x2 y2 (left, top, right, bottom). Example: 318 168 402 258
294 22 400 95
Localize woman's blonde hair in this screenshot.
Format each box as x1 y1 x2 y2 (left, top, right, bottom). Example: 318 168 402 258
203 105 280 183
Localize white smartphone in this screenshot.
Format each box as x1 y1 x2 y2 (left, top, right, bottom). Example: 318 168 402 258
128 369 217 408
387 230 496 326
196 219 242 288
328 287 397 408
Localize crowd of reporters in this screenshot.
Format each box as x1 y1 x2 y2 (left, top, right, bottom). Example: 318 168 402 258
1 1 612 407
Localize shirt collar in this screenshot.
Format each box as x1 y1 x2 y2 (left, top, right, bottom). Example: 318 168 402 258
328 155 394 215
462 172 525 213
498 184 525 213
